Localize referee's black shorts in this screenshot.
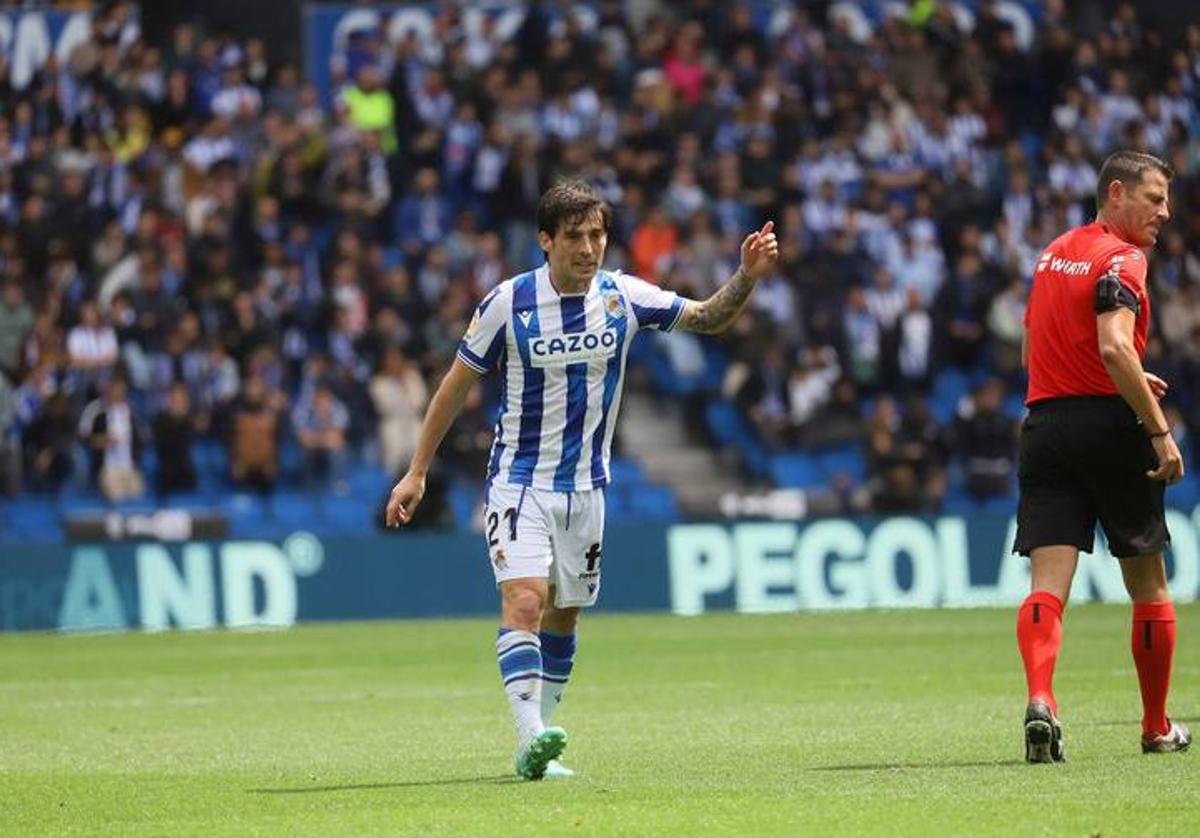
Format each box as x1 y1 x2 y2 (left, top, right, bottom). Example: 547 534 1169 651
1014 396 1169 559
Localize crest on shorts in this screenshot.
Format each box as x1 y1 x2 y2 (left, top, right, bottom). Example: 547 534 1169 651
603 291 625 318
492 548 507 570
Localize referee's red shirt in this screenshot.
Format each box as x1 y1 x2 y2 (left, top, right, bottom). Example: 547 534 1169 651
1024 221 1150 404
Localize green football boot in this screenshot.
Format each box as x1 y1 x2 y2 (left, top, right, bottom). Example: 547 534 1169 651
514 727 568 780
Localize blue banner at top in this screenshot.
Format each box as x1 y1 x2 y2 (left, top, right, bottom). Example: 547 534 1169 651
304 2 574 105
303 1 1045 103
0 6 107 91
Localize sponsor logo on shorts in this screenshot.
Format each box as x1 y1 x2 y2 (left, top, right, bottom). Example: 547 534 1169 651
492 548 507 570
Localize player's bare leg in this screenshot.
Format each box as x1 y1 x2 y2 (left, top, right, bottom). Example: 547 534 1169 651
1121 554 1190 753
539 592 580 778
1019 545 1077 762
497 578 568 779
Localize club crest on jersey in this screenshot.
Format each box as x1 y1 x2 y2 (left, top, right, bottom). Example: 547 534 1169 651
603 291 625 318
530 329 618 366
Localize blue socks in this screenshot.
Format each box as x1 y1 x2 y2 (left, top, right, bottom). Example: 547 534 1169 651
539 630 577 725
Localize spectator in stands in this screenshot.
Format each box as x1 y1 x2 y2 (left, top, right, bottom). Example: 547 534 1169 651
22 391 76 493
842 286 881 391
152 382 198 498
986 273 1028 384
803 377 864 450
293 382 350 494
865 396 924 513
369 347 428 476
898 395 949 511
897 288 933 393
788 346 839 442
229 375 280 496
952 378 1018 499
67 300 120 392
0 280 34 380
441 381 495 481
630 204 679 282
0 373 17 496
935 252 994 370
735 344 792 451
78 376 144 502
395 167 452 259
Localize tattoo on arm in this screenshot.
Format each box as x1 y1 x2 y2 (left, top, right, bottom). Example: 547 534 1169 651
678 268 756 334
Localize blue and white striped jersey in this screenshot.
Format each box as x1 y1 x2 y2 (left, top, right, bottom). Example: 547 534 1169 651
457 264 685 492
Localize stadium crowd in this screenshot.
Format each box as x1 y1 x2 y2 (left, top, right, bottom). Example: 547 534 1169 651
2 0 1200 520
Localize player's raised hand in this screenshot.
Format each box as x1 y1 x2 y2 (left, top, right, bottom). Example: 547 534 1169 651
385 472 426 527
1146 372 1169 400
740 221 779 280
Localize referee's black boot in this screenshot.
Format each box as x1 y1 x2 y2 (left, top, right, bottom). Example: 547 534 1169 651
1024 700 1065 763
1142 720 1191 754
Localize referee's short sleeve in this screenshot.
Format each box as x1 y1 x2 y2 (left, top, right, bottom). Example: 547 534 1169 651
1096 247 1149 315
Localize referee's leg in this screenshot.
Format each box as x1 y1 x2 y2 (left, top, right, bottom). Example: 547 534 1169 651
1120 553 1184 746
1017 545 1077 718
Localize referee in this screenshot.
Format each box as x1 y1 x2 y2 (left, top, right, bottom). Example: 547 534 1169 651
1014 150 1189 762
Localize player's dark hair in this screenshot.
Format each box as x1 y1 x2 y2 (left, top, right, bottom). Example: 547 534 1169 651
536 179 612 237
1096 150 1173 208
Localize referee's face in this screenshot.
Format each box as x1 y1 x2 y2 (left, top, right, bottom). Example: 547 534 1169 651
1116 170 1171 248
540 210 608 292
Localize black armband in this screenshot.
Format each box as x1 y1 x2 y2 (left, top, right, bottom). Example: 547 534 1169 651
1094 271 1140 315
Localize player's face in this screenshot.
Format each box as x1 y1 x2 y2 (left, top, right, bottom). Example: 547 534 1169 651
1123 171 1171 247
540 211 607 290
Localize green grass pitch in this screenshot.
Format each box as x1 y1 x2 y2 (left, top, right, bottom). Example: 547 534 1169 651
2 605 1196 836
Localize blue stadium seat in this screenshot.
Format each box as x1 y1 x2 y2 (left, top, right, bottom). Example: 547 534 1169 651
705 399 769 478
816 446 866 483
608 457 645 485
932 370 970 418
448 481 481 531
770 452 824 488
0 497 61 542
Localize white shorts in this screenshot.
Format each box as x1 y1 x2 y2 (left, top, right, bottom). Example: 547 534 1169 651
483 481 605 608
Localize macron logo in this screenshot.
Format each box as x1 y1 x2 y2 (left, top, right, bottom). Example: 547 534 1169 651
517 310 533 328
1037 254 1092 276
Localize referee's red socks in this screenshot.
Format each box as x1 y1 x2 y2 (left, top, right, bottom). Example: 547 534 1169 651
1017 591 1064 714
1131 601 1176 738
